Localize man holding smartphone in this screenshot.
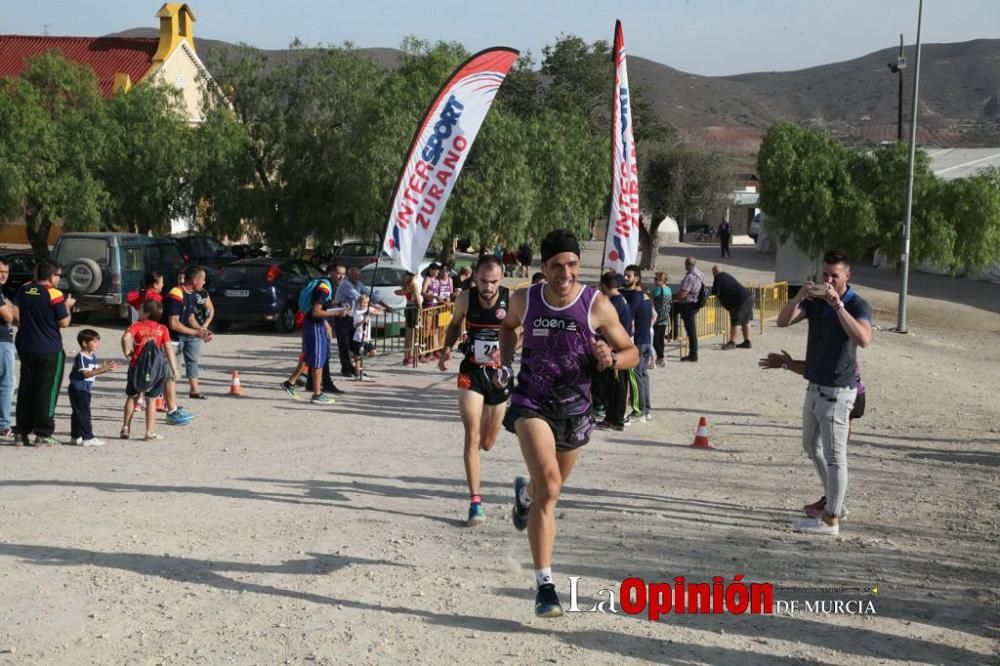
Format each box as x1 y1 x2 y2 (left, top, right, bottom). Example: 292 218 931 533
776 250 872 536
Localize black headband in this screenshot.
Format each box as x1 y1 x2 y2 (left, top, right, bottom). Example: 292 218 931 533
541 236 580 263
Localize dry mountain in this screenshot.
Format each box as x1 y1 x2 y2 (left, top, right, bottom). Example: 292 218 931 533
113 28 1000 150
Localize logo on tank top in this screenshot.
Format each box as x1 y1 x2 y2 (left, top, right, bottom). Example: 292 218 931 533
532 316 579 336
495 307 506 320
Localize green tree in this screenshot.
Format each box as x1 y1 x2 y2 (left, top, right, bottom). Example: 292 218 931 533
850 142 951 269
101 83 191 235
0 51 109 255
187 106 256 241
757 122 875 262
942 171 1000 273
539 34 669 143
639 142 729 267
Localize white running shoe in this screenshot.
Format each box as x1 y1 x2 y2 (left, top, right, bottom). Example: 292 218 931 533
792 517 839 535
81 438 106 447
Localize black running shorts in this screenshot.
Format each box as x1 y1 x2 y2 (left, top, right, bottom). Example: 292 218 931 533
503 403 592 452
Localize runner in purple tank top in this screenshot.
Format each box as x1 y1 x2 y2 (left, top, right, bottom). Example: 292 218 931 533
497 229 638 618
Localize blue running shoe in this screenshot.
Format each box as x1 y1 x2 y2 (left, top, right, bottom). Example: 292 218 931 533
535 583 563 618
166 410 192 426
467 502 485 527
512 475 531 531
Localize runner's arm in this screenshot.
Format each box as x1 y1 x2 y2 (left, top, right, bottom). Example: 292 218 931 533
498 288 526 367
442 291 468 351
590 292 639 370
121 331 134 359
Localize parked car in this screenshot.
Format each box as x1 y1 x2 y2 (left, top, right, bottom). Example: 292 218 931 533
172 234 238 275
50 233 184 320
330 241 381 270
0 252 39 298
209 258 324 333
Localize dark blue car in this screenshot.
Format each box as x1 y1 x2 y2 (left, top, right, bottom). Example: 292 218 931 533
209 258 324 333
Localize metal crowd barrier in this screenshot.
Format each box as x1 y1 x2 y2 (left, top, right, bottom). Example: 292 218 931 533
670 281 789 357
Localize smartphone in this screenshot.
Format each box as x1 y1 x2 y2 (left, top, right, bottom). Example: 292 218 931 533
807 284 829 298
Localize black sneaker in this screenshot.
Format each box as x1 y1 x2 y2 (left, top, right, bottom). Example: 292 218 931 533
281 380 300 400
535 583 564 618
323 384 345 395
737 340 752 349
512 475 531 531
721 341 736 350
680 355 698 362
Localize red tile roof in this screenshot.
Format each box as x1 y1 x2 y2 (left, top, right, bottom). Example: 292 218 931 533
0 35 159 97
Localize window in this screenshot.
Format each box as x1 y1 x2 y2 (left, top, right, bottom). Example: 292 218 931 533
54 238 109 266
123 247 143 272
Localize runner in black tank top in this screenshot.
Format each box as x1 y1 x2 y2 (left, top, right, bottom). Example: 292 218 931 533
438 256 511 527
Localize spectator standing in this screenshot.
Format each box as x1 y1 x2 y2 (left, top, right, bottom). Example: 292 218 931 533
13 259 75 447
121 300 182 440
0 259 16 438
307 263 347 394
351 294 385 377
650 271 672 367
719 219 732 258
594 272 632 431
68 329 118 446
165 266 212 399
711 265 754 349
516 242 533 278
632 289 656 422
776 249 873 536
399 272 422 366
334 265 377 377
127 271 164 323
673 257 706 362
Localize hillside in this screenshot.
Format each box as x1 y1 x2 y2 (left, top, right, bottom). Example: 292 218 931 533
113 29 1000 150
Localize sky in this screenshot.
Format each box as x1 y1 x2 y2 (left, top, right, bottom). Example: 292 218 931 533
3 0 998 76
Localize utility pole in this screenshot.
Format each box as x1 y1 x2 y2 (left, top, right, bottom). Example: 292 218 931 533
896 0 923 334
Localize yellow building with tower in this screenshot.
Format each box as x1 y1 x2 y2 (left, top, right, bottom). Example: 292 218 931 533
0 3 214 246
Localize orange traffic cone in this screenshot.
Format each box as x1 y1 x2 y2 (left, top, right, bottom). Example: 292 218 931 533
155 396 167 412
691 416 713 449
229 370 242 396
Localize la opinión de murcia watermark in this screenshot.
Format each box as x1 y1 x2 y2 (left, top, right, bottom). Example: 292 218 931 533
567 576 878 619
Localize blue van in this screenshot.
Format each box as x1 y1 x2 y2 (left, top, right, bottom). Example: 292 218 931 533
51 233 184 321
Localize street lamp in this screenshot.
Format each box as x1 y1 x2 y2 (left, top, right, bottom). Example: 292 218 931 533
896 0 924 334
886 34 906 142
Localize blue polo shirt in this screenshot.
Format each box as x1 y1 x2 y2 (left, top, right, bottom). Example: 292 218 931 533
802 286 871 388
14 281 69 354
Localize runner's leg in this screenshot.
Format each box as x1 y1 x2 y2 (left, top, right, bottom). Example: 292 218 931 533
458 389 485 496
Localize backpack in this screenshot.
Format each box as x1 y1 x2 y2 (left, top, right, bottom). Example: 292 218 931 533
129 339 166 394
695 281 710 309
652 286 672 321
298 278 333 315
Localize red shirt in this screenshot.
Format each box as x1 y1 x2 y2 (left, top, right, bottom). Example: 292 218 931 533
126 319 170 366
126 288 163 311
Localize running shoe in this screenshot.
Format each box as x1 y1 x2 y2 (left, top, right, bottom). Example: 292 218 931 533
281 380 300 400
30 435 60 447
721 341 736 350
311 393 335 405
80 438 105 447
165 410 193 426
792 517 839 536
512 475 531 531
467 502 486 527
593 408 606 423
737 340 753 349
535 583 564 618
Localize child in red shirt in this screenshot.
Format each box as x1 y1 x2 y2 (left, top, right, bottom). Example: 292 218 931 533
120 300 180 441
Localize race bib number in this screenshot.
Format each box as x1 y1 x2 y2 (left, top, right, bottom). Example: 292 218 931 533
473 339 499 364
